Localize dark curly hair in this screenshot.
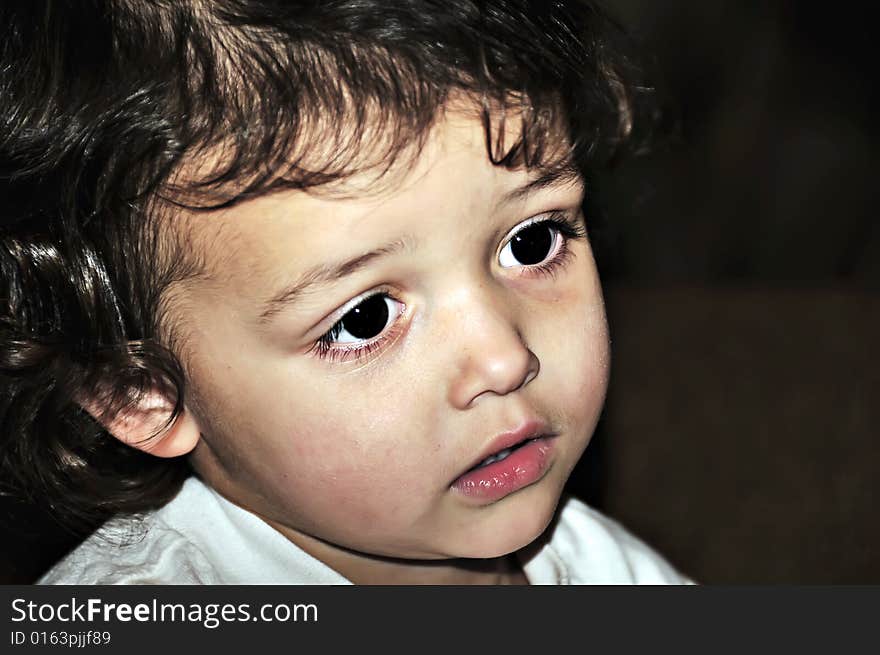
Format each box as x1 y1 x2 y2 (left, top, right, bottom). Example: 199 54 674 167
0 0 655 536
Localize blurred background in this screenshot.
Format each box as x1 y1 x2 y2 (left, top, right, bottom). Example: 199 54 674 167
2 1 877 583
567 0 879 583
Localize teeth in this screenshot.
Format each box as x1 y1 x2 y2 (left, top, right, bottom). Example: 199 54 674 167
479 447 514 467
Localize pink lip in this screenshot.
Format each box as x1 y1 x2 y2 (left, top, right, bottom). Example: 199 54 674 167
450 420 557 503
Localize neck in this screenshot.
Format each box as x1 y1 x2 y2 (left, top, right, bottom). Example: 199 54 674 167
264 517 529 585
346 553 529 586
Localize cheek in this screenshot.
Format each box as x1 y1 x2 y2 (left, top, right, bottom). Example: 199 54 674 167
270 401 444 542
214 365 435 504
540 274 610 423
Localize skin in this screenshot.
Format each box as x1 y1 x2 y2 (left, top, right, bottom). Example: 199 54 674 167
154 112 611 584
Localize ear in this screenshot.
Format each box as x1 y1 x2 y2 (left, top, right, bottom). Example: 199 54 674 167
81 389 201 458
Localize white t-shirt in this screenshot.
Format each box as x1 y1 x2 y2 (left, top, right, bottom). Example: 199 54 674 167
39 477 692 585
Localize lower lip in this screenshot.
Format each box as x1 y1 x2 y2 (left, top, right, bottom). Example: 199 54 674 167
450 437 556 503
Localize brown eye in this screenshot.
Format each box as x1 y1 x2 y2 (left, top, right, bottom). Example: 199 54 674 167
499 221 561 268
326 294 402 344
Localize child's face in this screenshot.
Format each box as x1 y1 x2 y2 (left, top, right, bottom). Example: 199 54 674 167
166 112 609 565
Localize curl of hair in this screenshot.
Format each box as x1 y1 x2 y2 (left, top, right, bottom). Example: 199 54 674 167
1 0 657 534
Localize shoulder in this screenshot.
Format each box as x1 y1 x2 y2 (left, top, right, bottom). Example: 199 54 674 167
522 495 695 585
37 476 351 585
38 496 223 585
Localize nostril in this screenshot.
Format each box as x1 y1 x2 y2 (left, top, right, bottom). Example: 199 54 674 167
519 349 540 389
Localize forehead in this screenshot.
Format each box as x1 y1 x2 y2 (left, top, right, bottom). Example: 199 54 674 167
166 90 574 204
167 111 580 279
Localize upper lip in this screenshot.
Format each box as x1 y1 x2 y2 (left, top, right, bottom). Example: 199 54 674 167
459 418 554 476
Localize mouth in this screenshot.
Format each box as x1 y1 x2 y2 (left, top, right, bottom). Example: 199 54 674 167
450 424 558 503
463 437 544 473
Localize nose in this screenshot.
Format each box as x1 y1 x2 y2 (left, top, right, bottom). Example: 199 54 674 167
444 285 540 409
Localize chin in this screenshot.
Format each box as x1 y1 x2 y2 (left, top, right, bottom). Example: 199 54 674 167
451 482 565 559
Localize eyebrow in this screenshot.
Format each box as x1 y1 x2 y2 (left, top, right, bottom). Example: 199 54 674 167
500 165 583 204
258 237 413 323
258 169 582 324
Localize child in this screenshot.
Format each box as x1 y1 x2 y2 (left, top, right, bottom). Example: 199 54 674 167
1 0 690 584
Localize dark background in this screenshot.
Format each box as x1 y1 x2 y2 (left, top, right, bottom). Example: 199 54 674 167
567 0 878 583
2 1 878 583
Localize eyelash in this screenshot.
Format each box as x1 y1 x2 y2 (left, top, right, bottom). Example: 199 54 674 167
515 212 587 280
309 300 404 364
309 212 587 364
